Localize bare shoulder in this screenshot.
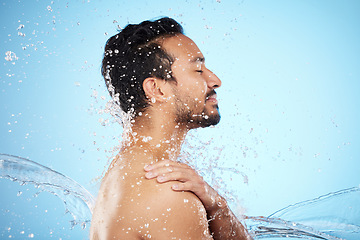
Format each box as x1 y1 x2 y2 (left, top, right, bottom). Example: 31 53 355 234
136 180 212 239
91 150 212 240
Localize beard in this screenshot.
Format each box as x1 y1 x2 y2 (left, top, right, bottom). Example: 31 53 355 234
174 91 221 129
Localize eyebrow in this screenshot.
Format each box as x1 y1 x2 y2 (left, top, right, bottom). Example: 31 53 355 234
190 56 205 63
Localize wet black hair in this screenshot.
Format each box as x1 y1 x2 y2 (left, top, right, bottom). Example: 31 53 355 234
102 17 184 114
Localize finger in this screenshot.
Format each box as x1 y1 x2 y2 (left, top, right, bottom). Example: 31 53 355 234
172 182 210 204
144 162 189 177
146 165 193 180
156 171 194 183
171 181 201 192
145 165 176 179
172 182 220 211
144 160 186 171
145 159 175 170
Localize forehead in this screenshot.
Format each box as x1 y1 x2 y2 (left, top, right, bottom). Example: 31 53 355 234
161 34 204 63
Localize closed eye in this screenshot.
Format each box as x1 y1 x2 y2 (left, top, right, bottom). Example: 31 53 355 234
196 70 203 73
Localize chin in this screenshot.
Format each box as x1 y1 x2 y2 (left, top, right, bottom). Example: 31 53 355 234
203 114 221 127
206 106 221 125
190 111 221 129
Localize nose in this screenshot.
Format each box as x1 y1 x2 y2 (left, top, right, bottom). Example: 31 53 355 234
205 68 222 89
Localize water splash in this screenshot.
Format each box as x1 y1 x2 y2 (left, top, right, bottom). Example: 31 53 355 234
178 133 360 239
247 216 340 239
248 187 360 239
0 153 95 228
102 67 135 148
179 131 248 206
1 153 359 239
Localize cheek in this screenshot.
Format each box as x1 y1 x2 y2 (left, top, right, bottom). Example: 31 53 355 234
190 77 206 90
192 80 207 98
201 80 207 93
191 82 207 105
191 81 206 94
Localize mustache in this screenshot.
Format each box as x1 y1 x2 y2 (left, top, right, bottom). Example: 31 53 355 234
206 89 217 99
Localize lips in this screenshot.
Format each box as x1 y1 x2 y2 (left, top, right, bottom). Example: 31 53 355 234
205 91 218 104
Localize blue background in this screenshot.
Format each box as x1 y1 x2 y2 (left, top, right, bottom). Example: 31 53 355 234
1 0 359 239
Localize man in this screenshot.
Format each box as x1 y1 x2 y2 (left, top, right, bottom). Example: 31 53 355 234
91 17 251 239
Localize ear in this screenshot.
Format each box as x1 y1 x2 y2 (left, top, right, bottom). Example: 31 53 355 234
143 77 168 103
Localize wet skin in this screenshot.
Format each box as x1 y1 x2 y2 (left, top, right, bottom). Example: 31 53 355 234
162 34 222 128
90 34 251 240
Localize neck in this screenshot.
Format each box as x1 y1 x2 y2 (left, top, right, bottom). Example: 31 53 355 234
121 112 188 162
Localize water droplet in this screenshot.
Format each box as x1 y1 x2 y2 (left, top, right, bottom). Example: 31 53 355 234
17 24 25 30
5 51 18 61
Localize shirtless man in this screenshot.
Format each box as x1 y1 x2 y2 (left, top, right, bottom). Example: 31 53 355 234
90 17 251 240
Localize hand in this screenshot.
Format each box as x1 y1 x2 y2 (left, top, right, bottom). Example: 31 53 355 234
144 160 251 240
144 160 226 213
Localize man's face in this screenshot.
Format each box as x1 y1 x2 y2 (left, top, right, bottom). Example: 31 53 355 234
162 34 222 129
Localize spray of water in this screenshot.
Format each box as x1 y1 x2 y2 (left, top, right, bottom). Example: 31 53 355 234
1 153 359 239
0 153 95 229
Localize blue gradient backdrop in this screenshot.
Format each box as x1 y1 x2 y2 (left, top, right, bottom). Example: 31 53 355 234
1 0 359 239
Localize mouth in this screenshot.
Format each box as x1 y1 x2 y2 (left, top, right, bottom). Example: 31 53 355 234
205 91 218 104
